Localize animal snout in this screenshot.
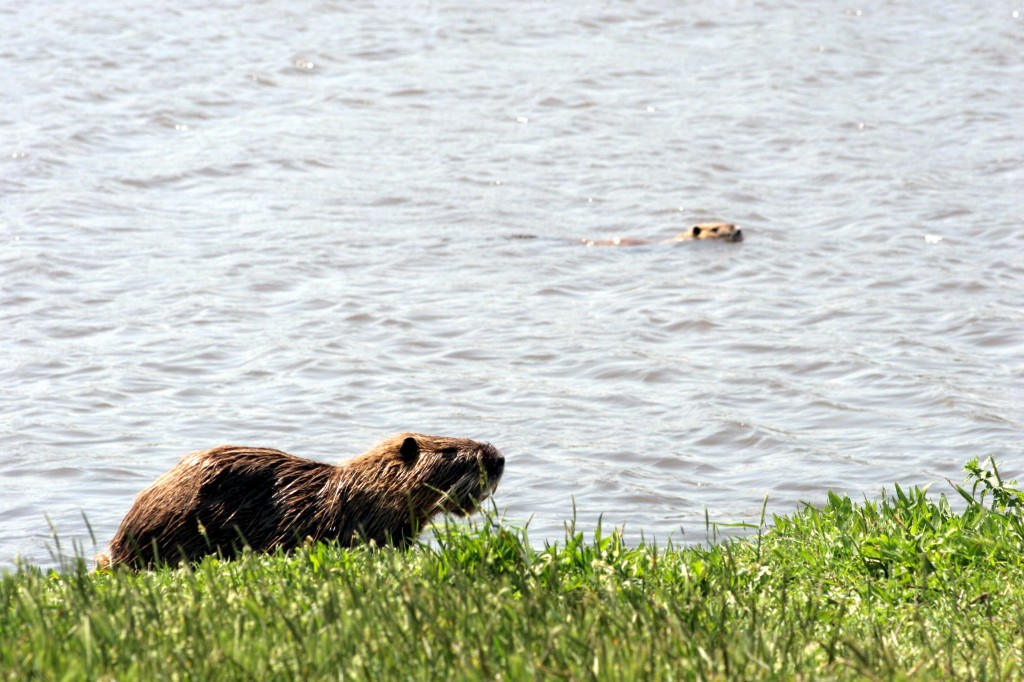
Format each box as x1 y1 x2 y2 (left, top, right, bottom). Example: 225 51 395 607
481 446 505 482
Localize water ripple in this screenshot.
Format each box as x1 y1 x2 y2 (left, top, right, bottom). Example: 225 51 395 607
2 0 1022 567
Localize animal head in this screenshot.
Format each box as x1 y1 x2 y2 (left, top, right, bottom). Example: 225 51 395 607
357 433 505 517
674 222 743 242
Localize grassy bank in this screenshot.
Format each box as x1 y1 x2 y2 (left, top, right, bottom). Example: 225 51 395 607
3 458 1023 680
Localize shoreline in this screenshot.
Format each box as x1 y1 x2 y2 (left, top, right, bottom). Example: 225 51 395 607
2 458 1021 679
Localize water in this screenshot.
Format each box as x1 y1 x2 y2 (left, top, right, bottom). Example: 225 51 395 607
2 0 1022 569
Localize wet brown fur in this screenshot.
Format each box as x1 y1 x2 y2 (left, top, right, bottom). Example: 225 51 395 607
581 222 743 247
98 433 504 569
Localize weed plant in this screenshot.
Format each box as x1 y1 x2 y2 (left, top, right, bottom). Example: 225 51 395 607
2 457 1022 680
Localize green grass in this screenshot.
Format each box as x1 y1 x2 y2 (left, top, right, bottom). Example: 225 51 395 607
3 457 1024 680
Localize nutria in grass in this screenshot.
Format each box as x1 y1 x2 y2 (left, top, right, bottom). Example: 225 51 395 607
98 433 504 569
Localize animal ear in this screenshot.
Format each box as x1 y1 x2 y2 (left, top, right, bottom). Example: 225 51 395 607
399 436 420 463
691 225 702 237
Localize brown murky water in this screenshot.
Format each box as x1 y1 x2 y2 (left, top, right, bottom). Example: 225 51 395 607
2 1 1022 567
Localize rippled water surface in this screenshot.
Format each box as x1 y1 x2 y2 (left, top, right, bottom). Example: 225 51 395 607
3 1 1022 568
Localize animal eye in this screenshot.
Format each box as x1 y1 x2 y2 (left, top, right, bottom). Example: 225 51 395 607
440 447 459 456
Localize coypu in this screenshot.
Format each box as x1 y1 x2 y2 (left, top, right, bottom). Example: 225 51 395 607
97 433 504 569
506 222 744 246
580 222 743 247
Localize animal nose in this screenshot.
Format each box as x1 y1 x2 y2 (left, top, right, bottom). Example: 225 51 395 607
485 451 505 480
731 229 744 242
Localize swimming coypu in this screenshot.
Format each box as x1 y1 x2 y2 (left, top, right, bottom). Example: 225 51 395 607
507 222 743 246
98 433 504 569
580 222 743 247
